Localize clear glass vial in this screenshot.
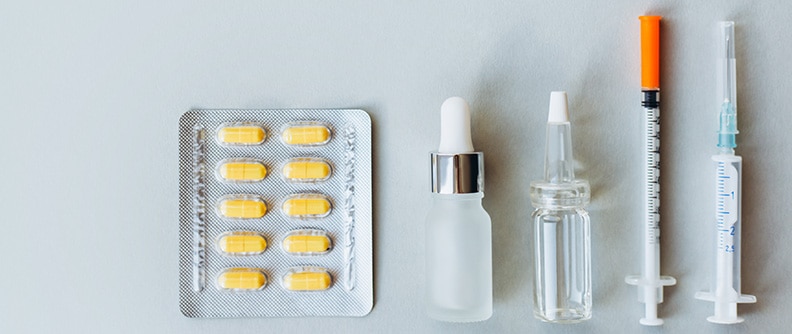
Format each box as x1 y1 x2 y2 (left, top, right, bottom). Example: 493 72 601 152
530 92 592 323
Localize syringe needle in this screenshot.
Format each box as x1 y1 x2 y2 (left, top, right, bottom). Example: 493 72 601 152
724 35 731 103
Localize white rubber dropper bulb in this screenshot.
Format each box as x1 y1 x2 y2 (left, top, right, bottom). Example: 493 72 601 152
548 91 570 123
438 97 474 153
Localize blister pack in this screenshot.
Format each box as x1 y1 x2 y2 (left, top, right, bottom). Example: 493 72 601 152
178 109 372 318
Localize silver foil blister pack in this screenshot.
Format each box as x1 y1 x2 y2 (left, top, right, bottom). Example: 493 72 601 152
178 109 372 317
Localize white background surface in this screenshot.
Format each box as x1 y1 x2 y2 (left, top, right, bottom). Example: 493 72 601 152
1 1 791 333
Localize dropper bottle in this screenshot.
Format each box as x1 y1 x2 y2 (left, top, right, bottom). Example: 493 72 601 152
530 92 592 323
425 97 493 322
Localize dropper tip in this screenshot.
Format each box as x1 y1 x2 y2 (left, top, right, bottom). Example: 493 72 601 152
548 91 569 123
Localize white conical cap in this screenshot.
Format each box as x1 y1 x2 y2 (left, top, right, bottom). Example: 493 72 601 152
438 97 474 153
548 91 569 123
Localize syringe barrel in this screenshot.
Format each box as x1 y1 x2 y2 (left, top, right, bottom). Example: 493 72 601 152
640 103 663 306
712 154 743 297
642 103 661 266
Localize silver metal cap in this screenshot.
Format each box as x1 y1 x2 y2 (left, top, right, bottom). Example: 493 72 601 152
430 152 484 194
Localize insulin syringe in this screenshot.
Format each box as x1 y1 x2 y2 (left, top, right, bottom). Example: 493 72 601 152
625 16 676 326
694 21 756 324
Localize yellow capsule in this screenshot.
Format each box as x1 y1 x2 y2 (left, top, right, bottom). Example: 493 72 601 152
283 269 332 291
282 233 331 254
282 195 331 217
218 160 267 182
281 125 331 145
218 196 267 219
217 125 266 145
217 268 267 290
218 233 267 254
282 159 331 182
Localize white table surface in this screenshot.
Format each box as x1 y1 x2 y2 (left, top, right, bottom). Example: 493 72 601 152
2 1 790 333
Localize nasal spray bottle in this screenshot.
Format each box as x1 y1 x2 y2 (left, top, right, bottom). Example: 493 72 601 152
425 97 493 322
530 92 592 323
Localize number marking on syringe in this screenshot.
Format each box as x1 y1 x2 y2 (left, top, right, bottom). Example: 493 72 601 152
715 161 738 254
645 107 661 245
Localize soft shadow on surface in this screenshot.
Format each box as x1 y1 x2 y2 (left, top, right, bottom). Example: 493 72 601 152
733 20 770 317
656 13 682 322
470 30 540 307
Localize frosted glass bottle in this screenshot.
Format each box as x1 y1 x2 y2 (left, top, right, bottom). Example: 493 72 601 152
425 97 492 322
426 192 493 322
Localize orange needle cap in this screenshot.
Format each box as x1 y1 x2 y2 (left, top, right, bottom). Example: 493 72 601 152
640 16 661 89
